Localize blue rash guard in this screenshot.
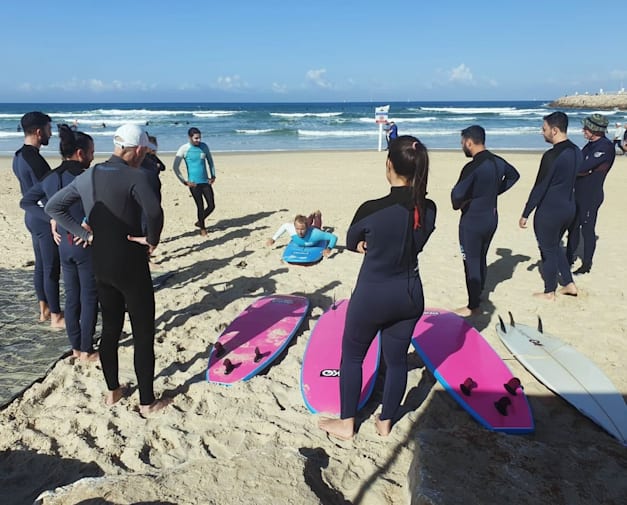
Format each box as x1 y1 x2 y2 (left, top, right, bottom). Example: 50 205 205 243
451 150 520 309
173 142 215 184
523 139 582 292
340 186 436 421
566 135 615 270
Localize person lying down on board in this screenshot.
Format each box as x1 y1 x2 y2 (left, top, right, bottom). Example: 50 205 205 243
266 210 338 257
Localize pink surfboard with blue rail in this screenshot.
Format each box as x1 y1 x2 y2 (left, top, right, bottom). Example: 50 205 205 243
300 299 380 415
412 308 534 434
207 294 309 385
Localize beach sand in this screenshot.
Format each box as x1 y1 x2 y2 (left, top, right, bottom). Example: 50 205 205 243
0 149 625 504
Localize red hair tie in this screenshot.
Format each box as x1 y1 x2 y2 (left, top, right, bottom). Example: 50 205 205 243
413 206 421 229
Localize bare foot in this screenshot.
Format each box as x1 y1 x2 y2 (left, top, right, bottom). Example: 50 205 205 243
139 397 172 415
199 228 208 237
318 417 354 441
374 415 392 437
72 349 81 359
558 282 578 297
80 351 100 362
39 301 51 322
50 313 65 330
532 292 555 301
453 306 481 317
105 385 130 406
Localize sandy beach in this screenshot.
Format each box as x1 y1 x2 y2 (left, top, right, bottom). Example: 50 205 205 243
0 148 625 505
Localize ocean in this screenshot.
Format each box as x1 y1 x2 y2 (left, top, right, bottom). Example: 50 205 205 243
2 100 626 157
1 99 625 407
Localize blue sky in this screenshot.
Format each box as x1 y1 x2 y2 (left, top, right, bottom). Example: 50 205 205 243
1 1 623 103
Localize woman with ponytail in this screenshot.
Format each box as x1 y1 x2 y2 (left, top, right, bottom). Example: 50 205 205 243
319 136 436 440
21 124 99 361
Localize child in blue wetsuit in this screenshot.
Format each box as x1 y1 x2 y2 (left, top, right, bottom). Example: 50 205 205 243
267 211 338 257
520 112 581 300
319 136 436 440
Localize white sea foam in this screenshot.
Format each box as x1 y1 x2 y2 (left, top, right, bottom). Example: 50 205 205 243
420 107 518 114
298 129 376 137
235 129 276 134
271 112 342 119
193 111 238 118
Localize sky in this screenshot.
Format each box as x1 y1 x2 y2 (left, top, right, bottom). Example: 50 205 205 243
1 1 623 103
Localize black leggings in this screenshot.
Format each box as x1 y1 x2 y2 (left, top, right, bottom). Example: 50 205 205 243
340 277 424 421
95 248 156 406
189 183 215 228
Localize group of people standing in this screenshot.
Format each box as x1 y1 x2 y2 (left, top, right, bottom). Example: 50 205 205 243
11 107 617 435
321 111 616 440
13 113 217 415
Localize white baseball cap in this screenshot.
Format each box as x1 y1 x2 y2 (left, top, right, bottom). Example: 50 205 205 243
113 123 156 150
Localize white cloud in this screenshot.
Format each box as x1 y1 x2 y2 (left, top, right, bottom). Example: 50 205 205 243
306 68 332 89
17 78 156 93
449 64 473 83
272 82 287 93
216 75 246 90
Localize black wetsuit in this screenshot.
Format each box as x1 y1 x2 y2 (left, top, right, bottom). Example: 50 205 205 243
12 145 60 312
45 155 163 405
340 186 436 421
451 150 519 309
566 136 615 271
21 161 98 353
522 140 582 293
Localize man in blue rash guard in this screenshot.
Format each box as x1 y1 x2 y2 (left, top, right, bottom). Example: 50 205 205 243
267 211 338 257
451 125 520 317
172 127 216 237
566 114 615 275
519 112 581 300
12 111 65 329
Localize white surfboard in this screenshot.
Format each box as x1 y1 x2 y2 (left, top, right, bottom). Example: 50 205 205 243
496 314 627 446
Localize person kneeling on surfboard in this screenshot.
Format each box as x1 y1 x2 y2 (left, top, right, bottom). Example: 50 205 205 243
266 211 337 257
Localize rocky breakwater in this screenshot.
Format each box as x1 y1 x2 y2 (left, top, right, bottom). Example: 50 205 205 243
550 93 627 110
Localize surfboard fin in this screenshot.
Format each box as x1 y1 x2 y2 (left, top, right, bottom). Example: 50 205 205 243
460 377 477 396
508 311 515 327
254 347 264 363
537 316 543 333
214 342 226 358
223 359 235 375
498 315 506 333
504 377 521 395
494 396 511 416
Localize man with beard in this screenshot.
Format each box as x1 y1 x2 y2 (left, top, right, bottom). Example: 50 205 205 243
519 112 581 300
451 125 519 316
566 114 615 275
13 111 64 328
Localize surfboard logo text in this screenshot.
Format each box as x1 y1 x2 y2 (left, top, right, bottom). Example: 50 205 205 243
320 369 340 377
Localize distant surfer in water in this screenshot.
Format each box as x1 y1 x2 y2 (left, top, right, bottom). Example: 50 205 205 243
266 211 337 257
519 112 580 300
451 125 520 317
319 136 436 440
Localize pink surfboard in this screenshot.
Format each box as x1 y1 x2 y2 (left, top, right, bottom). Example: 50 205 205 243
300 299 380 415
207 294 309 385
412 308 534 434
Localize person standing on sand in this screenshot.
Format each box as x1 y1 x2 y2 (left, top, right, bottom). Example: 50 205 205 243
12 111 65 329
519 112 580 300
611 122 625 155
319 136 436 440
21 125 99 362
173 127 217 237
451 125 520 317
566 114 616 275
45 124 170 415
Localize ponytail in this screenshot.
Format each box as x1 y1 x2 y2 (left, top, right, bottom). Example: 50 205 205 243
57 123 94 159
